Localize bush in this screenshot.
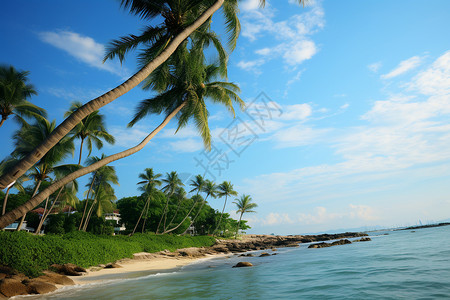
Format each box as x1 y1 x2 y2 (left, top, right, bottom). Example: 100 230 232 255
0 231 215 277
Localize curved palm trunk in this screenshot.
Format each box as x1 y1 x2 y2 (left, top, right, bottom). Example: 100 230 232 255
35 187 63 234
0 103 185 230
131 198 149 235
181 194 210 235
16 180 41 231
141 196 151 233
78 138 85 165
0 0 225 190
166 198 183 231
213 195 228 236
235 212 243 239
0 116 6 128
157 191 174 234
79 173 96 230
162 198 199 235
1 186 12 215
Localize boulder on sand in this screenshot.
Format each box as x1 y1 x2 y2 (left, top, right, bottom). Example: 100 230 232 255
259 252 271 257
233 262 253 268
38 271 75 286
50 263 86 276
0 278 28 297
25 280 57 294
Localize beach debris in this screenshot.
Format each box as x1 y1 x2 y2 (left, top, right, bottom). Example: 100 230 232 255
233 262 253 268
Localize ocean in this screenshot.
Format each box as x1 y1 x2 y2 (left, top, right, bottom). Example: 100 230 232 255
16 225 450 299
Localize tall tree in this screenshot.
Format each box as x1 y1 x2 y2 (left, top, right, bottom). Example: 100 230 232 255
64 101 115 165
233 194 257 238
0 65 46 128
157 171 184 233
11 118 75 230
0 157 29 216
213 181 237 236
0 0 241 189
132 168 162 234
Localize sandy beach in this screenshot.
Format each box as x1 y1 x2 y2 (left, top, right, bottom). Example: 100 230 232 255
69 252 227 285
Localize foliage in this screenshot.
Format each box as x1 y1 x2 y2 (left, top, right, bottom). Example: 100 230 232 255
0 231 215 277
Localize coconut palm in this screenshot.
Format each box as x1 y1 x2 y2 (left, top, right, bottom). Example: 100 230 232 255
165 187 187 229
0 157 29 216
182 179 217 235
64 101 115 165
0 65 46 128
213 181 237 236
132 168 162 234
233 194 257 238
0 0 241 189
11 117 75 230
81 162 119 231
157 171 184 233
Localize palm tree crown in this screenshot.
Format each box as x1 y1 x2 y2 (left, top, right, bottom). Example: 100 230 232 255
234 194 258 215
64 101 115 165
0 65 46 128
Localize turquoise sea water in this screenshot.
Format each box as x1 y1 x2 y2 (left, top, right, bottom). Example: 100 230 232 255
16 226 450 299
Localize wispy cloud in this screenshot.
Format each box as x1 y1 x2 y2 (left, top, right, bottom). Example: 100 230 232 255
38 30 129 77
368 62 382 73
381 55 423 79
238 1 324 71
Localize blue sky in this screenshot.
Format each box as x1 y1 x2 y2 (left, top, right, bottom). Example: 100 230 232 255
1 0 450 235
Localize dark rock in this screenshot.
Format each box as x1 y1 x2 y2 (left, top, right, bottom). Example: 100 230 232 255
331 239 352 246
233 262 253 268
26 280 57 294
50 264 86 276
354 237 371 242
0 265 17 276
259 252 271 257
308 242 329 249
38 271 75 285
0 274 5 281
309 239 352 248
105 263 122 269
272 253 278 255
0 278 28 297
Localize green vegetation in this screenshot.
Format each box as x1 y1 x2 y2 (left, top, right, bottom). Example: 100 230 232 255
0 231 215 277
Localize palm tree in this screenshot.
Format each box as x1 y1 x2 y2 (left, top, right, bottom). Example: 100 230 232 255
11 117 75 230
81 162 119 231
0 65 46 128
64 101 115 165
157 171 184 233
0 0 243 189
233 194 257 238
182 179 217 235
0 157 29 216
213 181 237 236
132 168 162 234
165 187 187 229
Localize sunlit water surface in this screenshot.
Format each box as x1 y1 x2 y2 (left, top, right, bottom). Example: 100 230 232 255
15 226 450 299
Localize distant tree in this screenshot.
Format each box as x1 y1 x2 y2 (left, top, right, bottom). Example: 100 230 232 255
214 181 237 236
233 195 257 238
157 171 184 233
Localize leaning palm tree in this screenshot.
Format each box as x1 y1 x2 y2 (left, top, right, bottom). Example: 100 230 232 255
131 168 162 234
0 65 46 128
0 157 29 216
157 171 184 233
0 0 244 189
213 181 237 236
182 179 217 235
64 101 115 165
11 117 75 230
233 194 257 238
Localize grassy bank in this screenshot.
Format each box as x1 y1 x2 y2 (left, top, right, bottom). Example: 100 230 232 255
0 231 216 277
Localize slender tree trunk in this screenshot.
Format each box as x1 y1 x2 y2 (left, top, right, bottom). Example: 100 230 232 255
78 138 85 165
213 195 228 236
78 173 96 230
142 196 151 233
16 180 41 231
235 212 243 239
162 198 199 235
0 0 225 190
35 187 63 234
0 103 187 230
0 117 5 128
1 186 12 216
131 198 148 235
157 192 173 234
166 197 183 231
83 184 101 232
181 194 209 235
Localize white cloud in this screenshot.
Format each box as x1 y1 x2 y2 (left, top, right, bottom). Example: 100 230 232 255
109 125 149 147
381 55 423 79
408 51 450 95
241 0 261 11
368 62 382 73
169 138 203 153
38 30 128 77
240 2 324 68
236 59 265 73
